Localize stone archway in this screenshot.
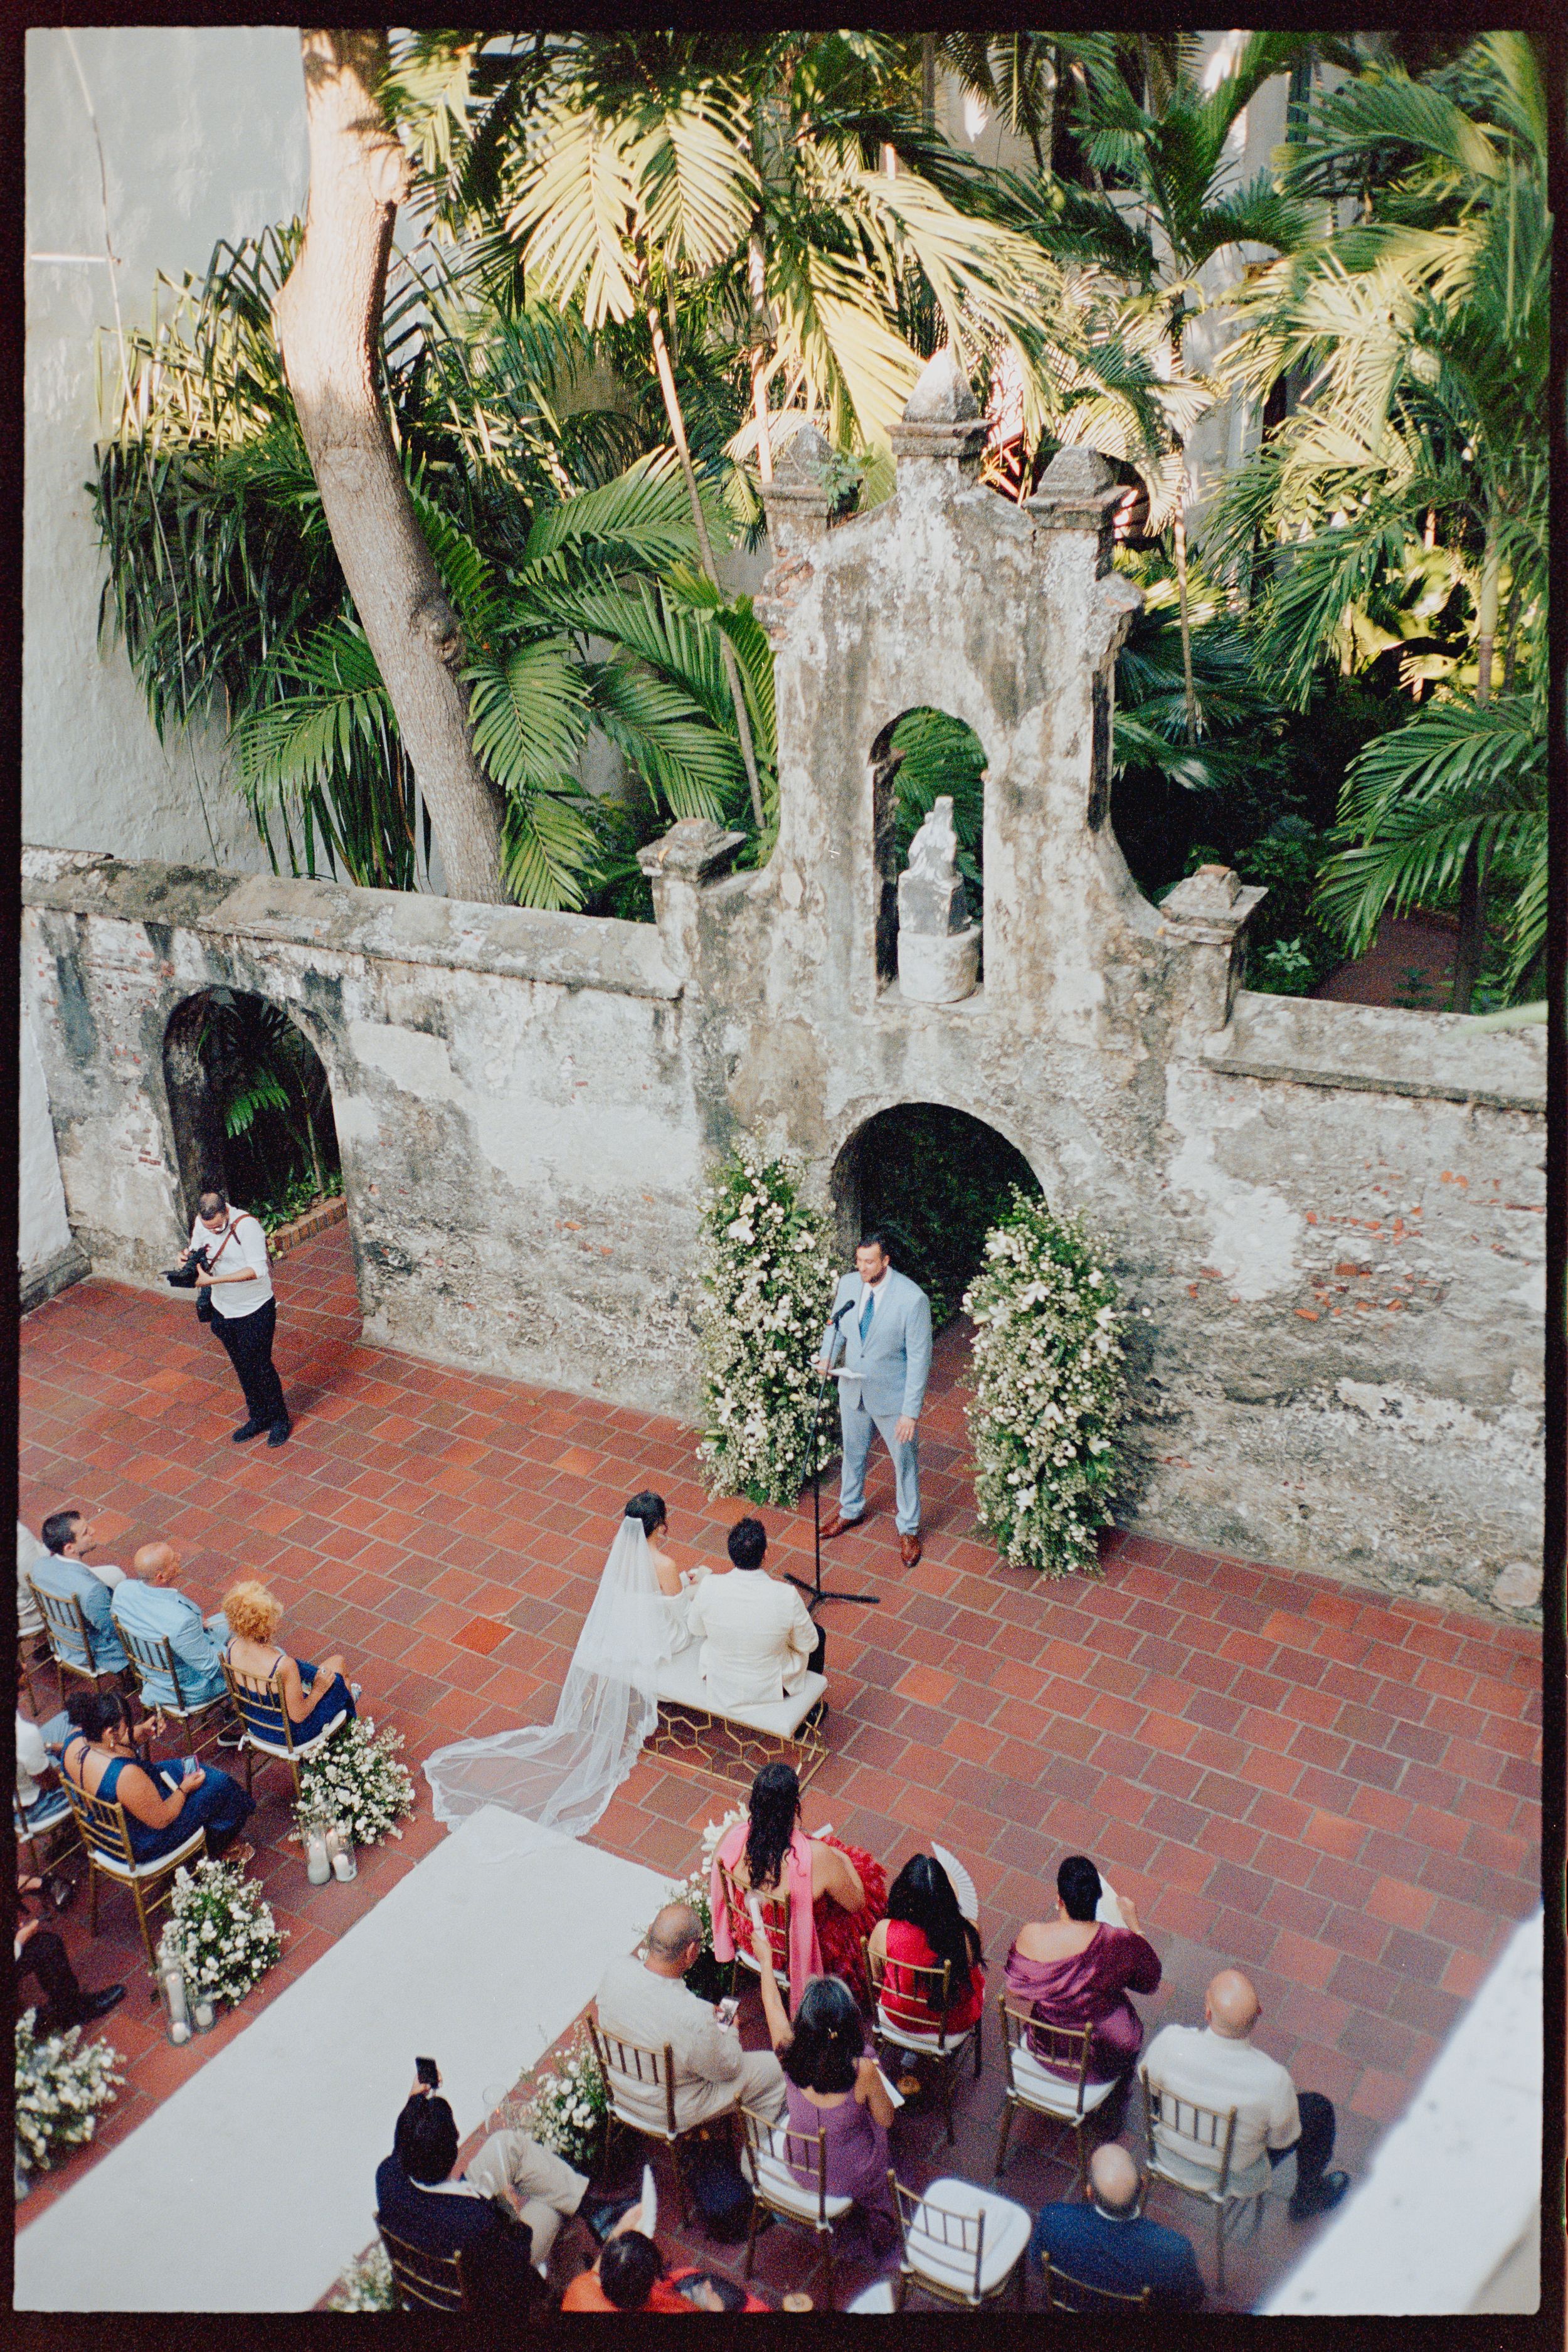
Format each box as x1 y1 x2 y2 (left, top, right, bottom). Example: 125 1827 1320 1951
829 1101 1042 1327
161 987 342 1235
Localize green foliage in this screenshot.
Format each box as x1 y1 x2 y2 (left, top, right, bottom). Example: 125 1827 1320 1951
886 708 986 908
963 1195 1131 1577
195 990 339 1221
854 1105 1039 1326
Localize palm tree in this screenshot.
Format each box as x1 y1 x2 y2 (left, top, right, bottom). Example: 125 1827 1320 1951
1052 33 1313 739
1215 32 1548 1006
93 224 771 907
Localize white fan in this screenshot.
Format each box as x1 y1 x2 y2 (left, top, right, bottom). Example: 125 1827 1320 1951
931 1843 978 1925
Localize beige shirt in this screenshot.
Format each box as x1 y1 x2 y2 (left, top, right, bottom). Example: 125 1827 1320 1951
595 1954 743 2132
685 1567 816 1707
1142 2023 1300 2193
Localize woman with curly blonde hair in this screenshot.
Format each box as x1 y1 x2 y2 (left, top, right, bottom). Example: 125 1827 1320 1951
222 1580 358 1743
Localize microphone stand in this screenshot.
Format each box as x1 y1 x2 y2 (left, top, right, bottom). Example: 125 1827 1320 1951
787 1304 879 1614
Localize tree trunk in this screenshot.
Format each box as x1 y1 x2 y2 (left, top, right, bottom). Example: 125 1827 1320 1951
1451 506 1500 1012
921 33 936 129
646 303 767 830
274 29 507 904
1170 432 1198 742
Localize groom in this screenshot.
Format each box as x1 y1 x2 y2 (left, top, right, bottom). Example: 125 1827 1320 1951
817 1231 933 1569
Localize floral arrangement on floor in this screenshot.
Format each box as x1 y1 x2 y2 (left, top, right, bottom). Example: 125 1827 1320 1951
963 1190 1133 1575
697 1144 839 1506
327 2242 397 2311
514 2023 608 2172
295 1719 416 1848
14 2008 125 2175
157 1856 284 2008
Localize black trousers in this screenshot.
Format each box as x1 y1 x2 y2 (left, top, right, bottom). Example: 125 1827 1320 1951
1268 2090 1336 2194
213 1296 287 1428
17 1928 85 2032
807 1622 827 1678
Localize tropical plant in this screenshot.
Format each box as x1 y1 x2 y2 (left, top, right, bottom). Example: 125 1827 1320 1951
854 1105 1042 1327
963 1193 1131 1576
196 988 339 1213
696 1143 838 1507
93 226 768 908
1216 32 1549 1007
14 2009 125 2175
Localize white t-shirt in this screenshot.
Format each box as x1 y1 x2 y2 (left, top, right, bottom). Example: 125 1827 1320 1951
16 1714 51 1809
189 1212 274 1320
1142 2022 1300 2188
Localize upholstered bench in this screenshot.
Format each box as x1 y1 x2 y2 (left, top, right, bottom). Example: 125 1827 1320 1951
649 1645 829 1788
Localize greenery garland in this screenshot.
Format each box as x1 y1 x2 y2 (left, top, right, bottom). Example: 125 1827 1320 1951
963 1192 1131 1575
697 1145 838 1507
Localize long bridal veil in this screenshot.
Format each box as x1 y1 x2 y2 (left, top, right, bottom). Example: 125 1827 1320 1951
423 1517 679 1837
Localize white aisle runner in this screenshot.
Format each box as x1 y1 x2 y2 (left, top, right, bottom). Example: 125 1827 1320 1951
15 1806 671 2311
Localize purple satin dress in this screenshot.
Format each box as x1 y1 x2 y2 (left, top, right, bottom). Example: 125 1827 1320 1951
785 2076 899 2255
1004 1926 1162 2082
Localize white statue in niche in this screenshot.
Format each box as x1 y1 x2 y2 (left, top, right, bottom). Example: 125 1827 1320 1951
897 795 982 1004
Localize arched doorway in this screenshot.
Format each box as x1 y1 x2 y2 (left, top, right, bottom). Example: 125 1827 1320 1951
869 707 987 987
831 1103 1041 1326
162 988 341 1235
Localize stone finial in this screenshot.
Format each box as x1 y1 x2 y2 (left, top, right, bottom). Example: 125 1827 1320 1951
773 422 834 484
1025 441 1123 535
1038 443 1116 497
889 346 987 474
1163 863 1242 918
901 346 981 426
897 796 981 1004
635 817 747 884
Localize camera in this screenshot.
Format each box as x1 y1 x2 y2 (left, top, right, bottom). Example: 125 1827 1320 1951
166 1244 211 1290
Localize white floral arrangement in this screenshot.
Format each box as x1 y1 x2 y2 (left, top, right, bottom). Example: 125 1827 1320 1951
14 2008 125 2175
328 2243 398 2311
963 1190 1131 1576
515 2023 608 2172
697 1145 839 1505
295 1719 416 1848
156 1857 283 2007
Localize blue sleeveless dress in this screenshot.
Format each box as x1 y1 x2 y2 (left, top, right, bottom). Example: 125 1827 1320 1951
68 1739 253 1863
224 1642 356 1746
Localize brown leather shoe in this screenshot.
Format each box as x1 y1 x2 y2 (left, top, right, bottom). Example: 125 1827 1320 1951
899 1532 923 1568
818 1512 864 1540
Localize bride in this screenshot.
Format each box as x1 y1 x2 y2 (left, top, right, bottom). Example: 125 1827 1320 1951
423 1492 703 1836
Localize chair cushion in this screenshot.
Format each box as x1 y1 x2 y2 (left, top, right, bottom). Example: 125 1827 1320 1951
747 2146 853 2222
903 2179 1032 2298
243 1708 347 1761
876 2003 973 2057
1009 2042 1118 2118
653 1649 827 1737
88 1826 206 1880
19 1792 73 1833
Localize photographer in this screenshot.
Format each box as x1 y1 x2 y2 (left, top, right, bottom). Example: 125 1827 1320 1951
177 1186 290 1448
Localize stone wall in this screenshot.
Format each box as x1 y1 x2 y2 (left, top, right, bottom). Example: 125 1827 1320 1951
22 369 1545 1620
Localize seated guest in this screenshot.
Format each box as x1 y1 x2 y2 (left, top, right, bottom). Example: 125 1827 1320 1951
752 1932 899 2258
623 1491 706 1653
221 1579 358 1743
867 1851 986 2035
710 1761 886 2008
1005 1854 1161 2082
686 1517 822 1707
563 2223 770 2314
29 1510 129 1673
15 1909 125 2034
1142 1968 1349 2221
597 1903 786 2132
376 2076 587 2312
58 1690 254 1865
18 1521 50 1659
16 1661 72 1828
113 1541 238 1727
1032 2142 1204 2309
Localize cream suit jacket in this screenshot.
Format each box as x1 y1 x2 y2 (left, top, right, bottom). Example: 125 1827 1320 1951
684 1566 816 1706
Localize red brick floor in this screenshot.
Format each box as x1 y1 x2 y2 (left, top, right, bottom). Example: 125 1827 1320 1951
17 1226 1541 2307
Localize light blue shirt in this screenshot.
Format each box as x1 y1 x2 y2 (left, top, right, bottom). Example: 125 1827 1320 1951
111 1581 229 1707
29 1554 128 1673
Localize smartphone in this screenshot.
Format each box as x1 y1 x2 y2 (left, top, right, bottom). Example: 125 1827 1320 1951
716 1996 740 2028
415 2055 440 2090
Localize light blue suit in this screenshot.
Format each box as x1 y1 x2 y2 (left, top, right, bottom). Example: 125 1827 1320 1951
112 1581 230 1709
820 1267 933 1535
28 1554 128 1673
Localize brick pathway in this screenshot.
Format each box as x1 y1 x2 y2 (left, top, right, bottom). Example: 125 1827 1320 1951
17 1226 1540 2306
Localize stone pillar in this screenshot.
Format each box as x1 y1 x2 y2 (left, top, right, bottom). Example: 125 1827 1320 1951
636 817 748 982
887 346 988 485
756 425 834 640
1159 862 1266 1036
896 795 980 1003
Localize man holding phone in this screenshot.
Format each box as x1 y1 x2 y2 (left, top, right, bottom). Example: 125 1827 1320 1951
376 2062 593 2308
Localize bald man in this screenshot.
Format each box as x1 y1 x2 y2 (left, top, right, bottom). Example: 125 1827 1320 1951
1142 1968 1348 2221
110 1541 236 1727
595 1902 787 2134
1031 2143 1204 2309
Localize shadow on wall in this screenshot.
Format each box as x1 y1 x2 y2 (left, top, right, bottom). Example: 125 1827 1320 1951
162 987 342 1236
832 1103 1041 1326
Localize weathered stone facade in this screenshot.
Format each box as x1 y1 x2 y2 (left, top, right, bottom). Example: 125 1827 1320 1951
22 366 1544 1619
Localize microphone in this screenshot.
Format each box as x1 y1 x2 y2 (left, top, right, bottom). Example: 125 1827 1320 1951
829 1299 855 1327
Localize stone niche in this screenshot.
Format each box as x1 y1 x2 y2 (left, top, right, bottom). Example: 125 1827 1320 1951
21 355 1547 1614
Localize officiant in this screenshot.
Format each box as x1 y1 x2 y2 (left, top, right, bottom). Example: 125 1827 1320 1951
817 1232 933 1569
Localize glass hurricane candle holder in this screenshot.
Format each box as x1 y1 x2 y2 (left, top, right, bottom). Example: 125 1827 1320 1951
327 1823 358 1880
158 1964 192 2047
305 1830 331 1886
192 1992 217 2033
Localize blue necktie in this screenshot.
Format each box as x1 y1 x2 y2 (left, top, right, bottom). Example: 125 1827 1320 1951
859 1290 875 1346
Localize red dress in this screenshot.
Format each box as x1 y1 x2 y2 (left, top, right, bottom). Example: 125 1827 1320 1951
718 1835 886 2008
881 1918 986 2035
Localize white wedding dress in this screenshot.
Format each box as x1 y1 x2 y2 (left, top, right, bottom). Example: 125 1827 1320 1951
423 1518 689 1837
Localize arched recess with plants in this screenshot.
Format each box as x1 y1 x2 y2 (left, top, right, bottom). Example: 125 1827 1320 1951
869 708 987 987
161 990 343 1245
830 1103 1041 1328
